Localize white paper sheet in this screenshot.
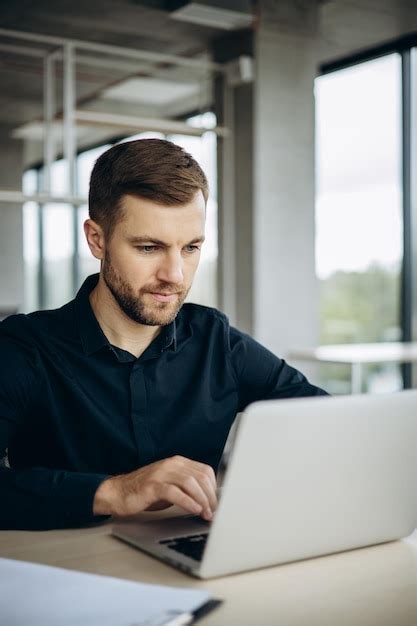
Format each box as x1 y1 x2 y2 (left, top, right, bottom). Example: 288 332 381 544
0 558 210 626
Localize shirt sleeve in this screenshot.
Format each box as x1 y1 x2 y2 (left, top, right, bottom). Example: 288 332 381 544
0 332 109 530
227 326 329 412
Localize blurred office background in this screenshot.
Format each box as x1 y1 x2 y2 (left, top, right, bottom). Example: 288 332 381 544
1 0 417 394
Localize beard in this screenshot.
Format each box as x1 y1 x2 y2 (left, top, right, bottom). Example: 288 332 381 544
102 251 190 326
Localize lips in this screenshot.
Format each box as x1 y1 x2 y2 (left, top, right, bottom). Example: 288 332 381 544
148 292 179 303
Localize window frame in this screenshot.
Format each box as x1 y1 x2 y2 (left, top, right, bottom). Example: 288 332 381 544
319 34 417 388
23 110 218 310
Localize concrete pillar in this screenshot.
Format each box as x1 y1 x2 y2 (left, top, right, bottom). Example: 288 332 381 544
214 1 320 385
213 30 254 334
253 1 320 364
0 127 24 313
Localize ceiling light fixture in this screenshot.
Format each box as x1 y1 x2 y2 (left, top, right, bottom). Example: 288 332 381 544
168 0 253 31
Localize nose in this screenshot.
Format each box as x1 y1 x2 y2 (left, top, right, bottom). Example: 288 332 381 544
156 250 184 285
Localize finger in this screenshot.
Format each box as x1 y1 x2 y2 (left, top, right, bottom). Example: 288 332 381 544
187 459 217 492
157 483 203 516
167 470 213 519
188 464 217 510
165 457 217 514
171 456 217 493
176 474 213 518
145 500 173 511
195 472 218 512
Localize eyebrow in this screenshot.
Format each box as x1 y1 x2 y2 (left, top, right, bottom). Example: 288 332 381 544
127 235 205 246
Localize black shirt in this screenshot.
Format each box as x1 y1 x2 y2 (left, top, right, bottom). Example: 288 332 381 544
0 273 327 530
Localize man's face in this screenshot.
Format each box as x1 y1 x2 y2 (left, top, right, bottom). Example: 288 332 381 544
101 192 206 326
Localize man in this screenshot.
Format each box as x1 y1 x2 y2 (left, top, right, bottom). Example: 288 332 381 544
0 139 327 530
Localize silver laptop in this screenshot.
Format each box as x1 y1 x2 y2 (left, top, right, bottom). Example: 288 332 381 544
112 391 417 579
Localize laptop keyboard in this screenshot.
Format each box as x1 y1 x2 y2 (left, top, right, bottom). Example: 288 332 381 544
158 533 208 562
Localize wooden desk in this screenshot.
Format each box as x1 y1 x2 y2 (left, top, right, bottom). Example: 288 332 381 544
1 516 417 626
287 342 417 393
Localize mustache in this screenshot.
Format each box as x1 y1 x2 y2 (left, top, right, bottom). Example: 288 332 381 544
142 285 184 295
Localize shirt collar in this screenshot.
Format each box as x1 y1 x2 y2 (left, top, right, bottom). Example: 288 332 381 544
75 273 177 357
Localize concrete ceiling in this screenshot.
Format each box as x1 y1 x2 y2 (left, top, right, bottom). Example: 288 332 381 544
0 0 215 53
319 0 417 65
0 0 220 129
1 0 417 162
0 0 230 160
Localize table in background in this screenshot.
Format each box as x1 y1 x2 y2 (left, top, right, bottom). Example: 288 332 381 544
1 512 417 626
287 342 417 393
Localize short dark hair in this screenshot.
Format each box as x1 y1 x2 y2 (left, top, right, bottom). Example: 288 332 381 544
89 138 209 239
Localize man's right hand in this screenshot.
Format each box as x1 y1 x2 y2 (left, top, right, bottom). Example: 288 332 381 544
92 455 217 521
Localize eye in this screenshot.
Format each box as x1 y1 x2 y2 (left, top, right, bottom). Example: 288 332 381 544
136 245 159 253
184 245 201 253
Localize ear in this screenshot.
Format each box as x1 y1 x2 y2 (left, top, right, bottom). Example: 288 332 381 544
84 219 106 260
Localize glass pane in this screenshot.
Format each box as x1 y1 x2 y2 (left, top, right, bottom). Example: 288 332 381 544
22 201 39 313
168 114 218 307
48 159 69 196
76 145 111 288
75 122 219 306
43 204 74 309
117 131 165 143
22 169 38 195
315 54 402 393
77 144 112 197
22 169 39 312
77 204 100 287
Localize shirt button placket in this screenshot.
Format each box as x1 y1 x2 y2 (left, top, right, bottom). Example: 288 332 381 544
130 361 155 467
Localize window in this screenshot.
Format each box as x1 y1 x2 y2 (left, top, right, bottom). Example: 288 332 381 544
22 170 39 313
22 113 218 311
76 144 111 287
166 112 218 307
315 54 403 393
